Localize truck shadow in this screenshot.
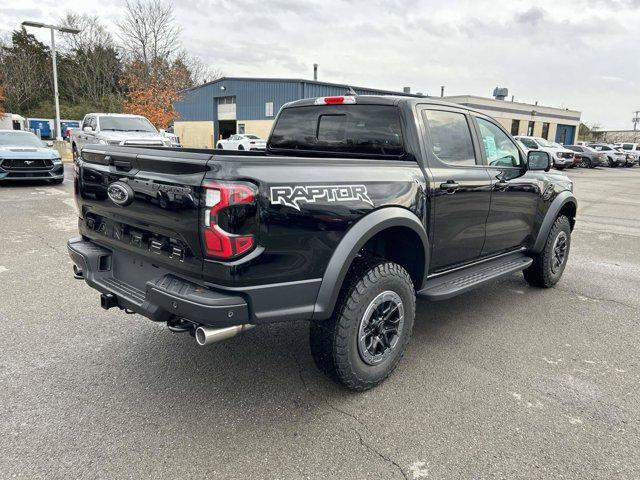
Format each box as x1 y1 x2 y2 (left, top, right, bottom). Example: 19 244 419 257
114 273 539 419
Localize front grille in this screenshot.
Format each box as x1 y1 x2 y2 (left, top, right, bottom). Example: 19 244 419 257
1 158 53 170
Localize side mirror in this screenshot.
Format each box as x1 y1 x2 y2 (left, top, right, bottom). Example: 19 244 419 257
527 150 551 172
83 126 93 133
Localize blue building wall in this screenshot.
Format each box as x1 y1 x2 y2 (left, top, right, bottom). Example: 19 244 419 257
174 77 416 141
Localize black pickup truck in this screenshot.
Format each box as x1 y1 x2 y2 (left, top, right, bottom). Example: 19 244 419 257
68 95 576 390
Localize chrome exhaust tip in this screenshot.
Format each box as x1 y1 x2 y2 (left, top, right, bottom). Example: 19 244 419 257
195 324 255 346
73 264 84 280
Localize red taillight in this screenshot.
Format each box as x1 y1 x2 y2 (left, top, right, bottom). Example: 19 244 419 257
202 182 257 259
314 96 357 105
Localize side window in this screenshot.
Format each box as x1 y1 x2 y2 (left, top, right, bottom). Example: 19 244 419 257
88 117 97 130
423 110 476 166
82 117 90 129
476 118 522 167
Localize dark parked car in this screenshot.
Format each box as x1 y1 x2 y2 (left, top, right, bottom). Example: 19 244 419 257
68 95 576 390
565 145 605 168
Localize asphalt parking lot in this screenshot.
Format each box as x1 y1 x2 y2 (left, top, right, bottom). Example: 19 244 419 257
1 164 639 479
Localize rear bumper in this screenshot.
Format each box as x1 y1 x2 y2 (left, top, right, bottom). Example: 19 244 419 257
67 237 249 327
67 237 321 326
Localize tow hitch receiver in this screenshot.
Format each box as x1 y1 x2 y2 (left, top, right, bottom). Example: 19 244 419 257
101 293 118 310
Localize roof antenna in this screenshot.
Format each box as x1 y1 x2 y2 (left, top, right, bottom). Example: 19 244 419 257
345 86 358 96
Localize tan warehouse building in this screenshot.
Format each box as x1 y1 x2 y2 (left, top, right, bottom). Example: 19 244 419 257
444 94 581 145
173 78 582 147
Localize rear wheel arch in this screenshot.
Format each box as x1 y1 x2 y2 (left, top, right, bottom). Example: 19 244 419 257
312 207 429 320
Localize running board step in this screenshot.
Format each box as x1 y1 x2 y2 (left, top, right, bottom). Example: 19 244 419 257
418 253 533 301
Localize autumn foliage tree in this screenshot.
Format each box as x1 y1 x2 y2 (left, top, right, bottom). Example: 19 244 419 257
117 1 219 128
121 60 186 128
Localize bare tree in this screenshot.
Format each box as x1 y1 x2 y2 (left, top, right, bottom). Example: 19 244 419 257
117 0 181 78
175 50 223 87
57 13 123 109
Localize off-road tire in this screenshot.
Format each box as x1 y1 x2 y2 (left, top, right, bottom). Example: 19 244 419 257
524 215 571 288
309 258 416 391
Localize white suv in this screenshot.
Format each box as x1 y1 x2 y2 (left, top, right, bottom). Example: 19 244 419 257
514 136 575 169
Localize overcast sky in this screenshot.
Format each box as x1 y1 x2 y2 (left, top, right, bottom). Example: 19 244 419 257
3 0 639 129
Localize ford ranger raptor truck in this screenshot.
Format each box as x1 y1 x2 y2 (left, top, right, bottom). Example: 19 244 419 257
67 95 577 391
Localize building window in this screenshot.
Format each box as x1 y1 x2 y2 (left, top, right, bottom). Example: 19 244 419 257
510 119 520 136
541 122 550 139
218 96 236 105
527 121 535 136
265 102 274 117
238 123 245 134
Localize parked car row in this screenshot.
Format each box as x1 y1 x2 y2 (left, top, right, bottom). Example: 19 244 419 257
515 135 638 169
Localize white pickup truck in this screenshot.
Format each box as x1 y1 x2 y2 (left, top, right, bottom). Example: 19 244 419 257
70 113 170 160
514 136 576 169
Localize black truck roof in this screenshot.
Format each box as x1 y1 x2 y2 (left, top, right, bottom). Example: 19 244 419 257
282 94 485 115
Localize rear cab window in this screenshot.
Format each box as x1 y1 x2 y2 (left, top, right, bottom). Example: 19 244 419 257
422 110 476 166
268 104 405 158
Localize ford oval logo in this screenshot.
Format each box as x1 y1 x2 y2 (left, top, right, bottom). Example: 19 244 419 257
107 182 134 206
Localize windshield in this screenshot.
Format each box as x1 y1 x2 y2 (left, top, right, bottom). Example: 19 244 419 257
270 105 405 157
0 131 45 148
99 116 156 132
536 138 556 148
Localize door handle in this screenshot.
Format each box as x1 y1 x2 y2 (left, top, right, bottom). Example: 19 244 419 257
494 180 509 190
439 181 460 192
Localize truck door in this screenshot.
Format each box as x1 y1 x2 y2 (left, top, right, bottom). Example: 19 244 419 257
471 115 540 255
420 107 492 272
84 116 98 148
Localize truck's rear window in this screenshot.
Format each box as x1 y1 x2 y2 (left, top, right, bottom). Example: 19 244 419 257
269 105 405 157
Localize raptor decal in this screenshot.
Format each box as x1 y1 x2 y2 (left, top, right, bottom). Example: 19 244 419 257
270 184 374 211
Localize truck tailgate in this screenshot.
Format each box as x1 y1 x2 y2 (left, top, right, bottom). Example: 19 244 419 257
76 146 212 279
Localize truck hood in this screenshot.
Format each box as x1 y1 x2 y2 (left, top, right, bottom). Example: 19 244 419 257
545 146 573 154
0 147 60 159
98 131 167 142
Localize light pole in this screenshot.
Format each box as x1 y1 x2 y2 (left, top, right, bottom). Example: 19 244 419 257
21 21 80 141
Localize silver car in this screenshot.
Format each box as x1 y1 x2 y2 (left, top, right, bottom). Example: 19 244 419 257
0 130 64 183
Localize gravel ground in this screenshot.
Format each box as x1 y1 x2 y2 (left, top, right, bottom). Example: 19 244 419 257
1 164 639 479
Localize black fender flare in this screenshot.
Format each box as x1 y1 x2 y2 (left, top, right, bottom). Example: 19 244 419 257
312 207 429 320
532 191 577 253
